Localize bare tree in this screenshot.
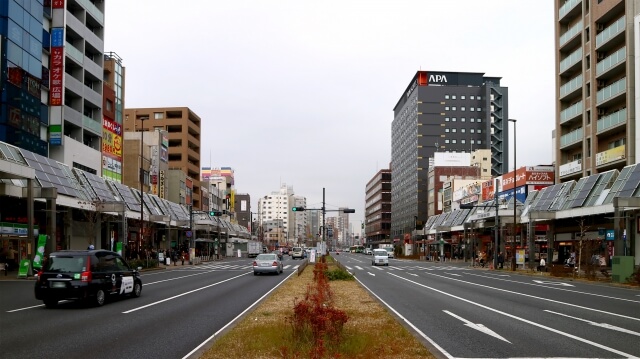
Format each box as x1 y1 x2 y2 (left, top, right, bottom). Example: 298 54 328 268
77 199 103 249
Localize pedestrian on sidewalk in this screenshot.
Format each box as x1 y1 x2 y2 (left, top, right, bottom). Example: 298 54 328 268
537 257 546 272
598 254 609 277
497 252 504 269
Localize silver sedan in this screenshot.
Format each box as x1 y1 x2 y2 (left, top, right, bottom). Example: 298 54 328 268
252 253 283 275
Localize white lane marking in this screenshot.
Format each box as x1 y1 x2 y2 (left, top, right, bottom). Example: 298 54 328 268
444 272 462 277
355 266 363 270
532 280 574 287
408 273 419 277
354 277 454 359
144 269 224 285
372 266 384 270
427 272 640 322
345 266 353 270
368 272 376 276
443 310 511 343
545 310 640 337
182 271 296 359
390 272 638 358
123 272 250 313
466 272 640 304
283 265 292 269
7 299 70 313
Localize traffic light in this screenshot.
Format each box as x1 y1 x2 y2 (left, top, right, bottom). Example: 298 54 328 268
209 211 223 216
291 207 305 212
342 209 355 213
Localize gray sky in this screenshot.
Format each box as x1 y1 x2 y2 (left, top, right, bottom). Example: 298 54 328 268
105 0 555 230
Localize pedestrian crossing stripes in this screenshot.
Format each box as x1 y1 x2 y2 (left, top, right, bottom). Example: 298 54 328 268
179 264 300 270
345 265 469 272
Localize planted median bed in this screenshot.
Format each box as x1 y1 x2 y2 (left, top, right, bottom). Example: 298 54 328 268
202 255 434 359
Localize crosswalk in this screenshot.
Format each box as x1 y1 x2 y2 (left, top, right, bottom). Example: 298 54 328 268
180 263 301 271
345 265 470 272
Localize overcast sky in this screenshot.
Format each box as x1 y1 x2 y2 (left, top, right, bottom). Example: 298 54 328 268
105 0 555 230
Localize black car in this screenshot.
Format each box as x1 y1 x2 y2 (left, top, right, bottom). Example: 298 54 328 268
35 249 142 308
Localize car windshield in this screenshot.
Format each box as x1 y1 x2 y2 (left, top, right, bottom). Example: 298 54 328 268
256 254 276 261
292 247 301 252
374 250 387 256
45 255 87 272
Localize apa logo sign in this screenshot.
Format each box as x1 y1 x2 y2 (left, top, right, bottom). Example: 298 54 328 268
429 74 448 83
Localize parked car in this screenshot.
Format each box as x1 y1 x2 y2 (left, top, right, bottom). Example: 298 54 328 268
372 249 389 266
291 247 304 260
253 253 283 275
364 248 372 255
385 247 395 258
34 249 142 308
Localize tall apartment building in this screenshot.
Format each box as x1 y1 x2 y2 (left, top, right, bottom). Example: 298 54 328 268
124 107 202 209
48 1 106 173
364 169 391 246
391 71 509 239
555 0 640 180
257 184 297 245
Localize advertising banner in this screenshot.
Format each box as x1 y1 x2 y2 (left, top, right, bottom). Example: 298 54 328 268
18 259 31 278
33 235 47 270
596 146 625 166
49 46 64 107
102 117 123 157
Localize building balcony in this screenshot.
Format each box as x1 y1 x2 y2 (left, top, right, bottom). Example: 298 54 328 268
559 127 583 149
559 21 582 49
77 0 104 25
596 46 626 77
83 115 102 136
597 108 626 135
559 74 583 100
596 16 625 50
595 145 625 168
65 42 83 65
596 77 626 106
558 0 582 23
559 47 582 75
560 101 582 125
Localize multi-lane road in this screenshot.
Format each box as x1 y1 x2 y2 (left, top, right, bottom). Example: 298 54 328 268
1 253 638 359
337 252 640 359
0 257 300 359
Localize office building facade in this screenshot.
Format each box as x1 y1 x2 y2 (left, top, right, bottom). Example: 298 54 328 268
364 169 391 246
555 0 640 180
391 71 509 239
124 107 202 209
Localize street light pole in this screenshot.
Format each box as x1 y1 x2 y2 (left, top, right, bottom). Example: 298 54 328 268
509 118 517 271
138 115 148 254
322 187 326 244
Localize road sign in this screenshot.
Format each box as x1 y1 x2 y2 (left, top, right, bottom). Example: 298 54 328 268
186 230 192 238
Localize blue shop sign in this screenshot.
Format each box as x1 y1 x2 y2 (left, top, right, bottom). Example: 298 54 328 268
605 230 615 241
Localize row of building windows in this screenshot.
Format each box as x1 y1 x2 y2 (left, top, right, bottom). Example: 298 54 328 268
445 117 483 123
445 128 482 133
444 139 483 145
444 106 483 112
444 95 483 100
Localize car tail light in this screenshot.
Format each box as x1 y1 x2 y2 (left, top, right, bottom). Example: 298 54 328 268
81 271 92 282
36 270 43 283
252 261 257 266
272 261 278 267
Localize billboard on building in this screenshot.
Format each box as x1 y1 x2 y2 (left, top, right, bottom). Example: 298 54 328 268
433 152 471 167
501 166 554 191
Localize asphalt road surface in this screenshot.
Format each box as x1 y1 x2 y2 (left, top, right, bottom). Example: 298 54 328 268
0 256 304 359
336 251 640 359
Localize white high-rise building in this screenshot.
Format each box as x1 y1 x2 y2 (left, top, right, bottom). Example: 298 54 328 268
258 184 306 246
48 1 105 173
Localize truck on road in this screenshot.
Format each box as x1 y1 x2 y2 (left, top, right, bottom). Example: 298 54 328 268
248 241 262 258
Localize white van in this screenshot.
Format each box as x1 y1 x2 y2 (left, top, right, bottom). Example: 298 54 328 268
372 249 389 266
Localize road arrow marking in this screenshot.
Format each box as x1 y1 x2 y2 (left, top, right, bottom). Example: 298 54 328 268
445 272 462 277
532 280 574 287
368 272 375 276
545 310 640 337
444 310 511 343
